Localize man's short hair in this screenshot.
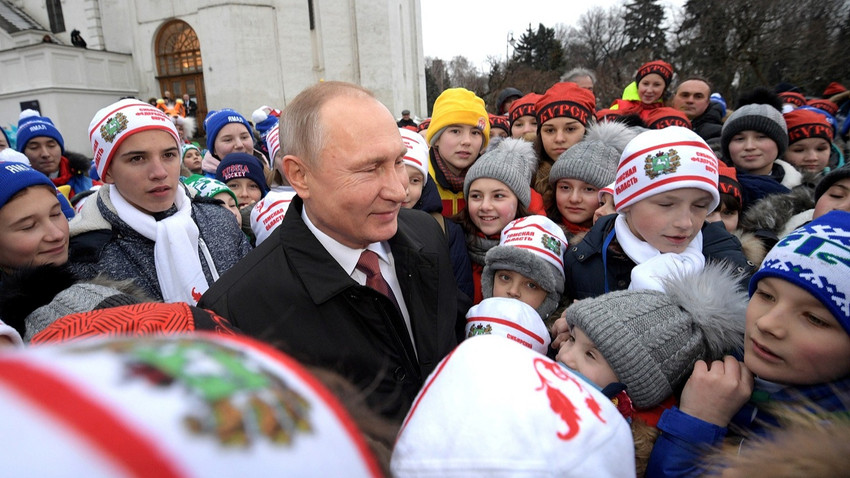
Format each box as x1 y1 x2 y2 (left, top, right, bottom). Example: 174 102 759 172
279 81 374 166
675 76 713 93
560 67 597 84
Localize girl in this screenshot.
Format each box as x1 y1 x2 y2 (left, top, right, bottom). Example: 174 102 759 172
609 60 674 123
456 138 535 304
426 88 489 217
783 107 836 175
547 121 636 243
532 82 597 211
181 144 203 177
508 93 541 140
202 108 270 177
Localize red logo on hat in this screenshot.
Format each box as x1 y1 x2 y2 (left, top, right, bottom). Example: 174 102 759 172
533 358 606 441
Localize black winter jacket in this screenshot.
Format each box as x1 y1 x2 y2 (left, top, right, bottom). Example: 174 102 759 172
564 214 756 302
199 197 463 420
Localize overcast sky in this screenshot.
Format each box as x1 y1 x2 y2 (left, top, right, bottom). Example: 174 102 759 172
420 0 685 71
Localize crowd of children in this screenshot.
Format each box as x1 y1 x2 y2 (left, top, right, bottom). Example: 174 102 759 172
0 58 849 476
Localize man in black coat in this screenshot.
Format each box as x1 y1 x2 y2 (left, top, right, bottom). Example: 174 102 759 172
671 78 723 141
200 81 465 420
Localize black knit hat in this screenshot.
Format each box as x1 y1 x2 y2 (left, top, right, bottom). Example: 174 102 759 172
815 163 850 203
720 104 788 162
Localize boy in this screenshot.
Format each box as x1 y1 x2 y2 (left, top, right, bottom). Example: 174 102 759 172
68 99 251 304
425 87 489 216
564 126 753 300
720 102 801 209
482 215 568 321
646 211 850 476
183 175 241 227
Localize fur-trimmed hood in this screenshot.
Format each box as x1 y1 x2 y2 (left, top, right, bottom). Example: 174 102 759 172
739 186 815 238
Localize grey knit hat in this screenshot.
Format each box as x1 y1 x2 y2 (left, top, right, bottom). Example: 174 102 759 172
564 262 747 408
464 138 537 208
548 140 620 189
24 283 143 341
721 104 788 162
481 216 568 319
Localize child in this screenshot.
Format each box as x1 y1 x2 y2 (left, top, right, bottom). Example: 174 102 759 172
720 102 802 209
390 335 635 477
508 92 541 140
456 138 536 303
646 211 850 476
465 297 551 355
183 174 241 227
488 114 510 140
533 82 597 210
593 183 616 224
181 144 203 176
202 108 269 175
547 121 635 243
400 127 473 301
16 110 100 199
610 60 674 122
782 107 834 175
215 152 270 210
69 99 251 304
706 165 743 234
425 88 490 217
564 126 754 300
0 162 69 275
481 215 568 321
558 262 746 476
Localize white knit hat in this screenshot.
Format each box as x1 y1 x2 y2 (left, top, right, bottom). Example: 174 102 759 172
465 297 551 354
482 215 568 319
250 189 296 246
614 126 720 213
400 128 428 184
391 335 635 477
0 334 382 477
89 99 181 179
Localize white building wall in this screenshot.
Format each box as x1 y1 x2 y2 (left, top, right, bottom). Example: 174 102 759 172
2 0 425 150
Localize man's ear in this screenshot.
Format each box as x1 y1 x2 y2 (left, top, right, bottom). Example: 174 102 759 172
283 154 310 199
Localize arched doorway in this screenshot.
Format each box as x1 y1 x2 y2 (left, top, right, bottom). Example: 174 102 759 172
155 20 206 135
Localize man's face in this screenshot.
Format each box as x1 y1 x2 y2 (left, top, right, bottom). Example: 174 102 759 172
672 80 711 120
296 95 409 249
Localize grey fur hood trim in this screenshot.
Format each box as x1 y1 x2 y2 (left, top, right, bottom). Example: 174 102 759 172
481 245 563 320
583 120 641 155
739 186 815 237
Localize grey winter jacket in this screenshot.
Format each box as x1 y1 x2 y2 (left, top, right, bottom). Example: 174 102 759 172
67 184 251 301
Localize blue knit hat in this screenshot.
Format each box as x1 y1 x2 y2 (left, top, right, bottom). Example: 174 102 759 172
0 162 59 210
749 210 850 335
215 152 269 197
204 109 252 157
16 110 65 154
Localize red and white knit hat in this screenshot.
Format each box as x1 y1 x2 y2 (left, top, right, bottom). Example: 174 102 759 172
89 99 181 179
399 127 428 184
614 126 719 213
250 189 296 246
465 297 551 354
391 335 634 477
0 333 382 477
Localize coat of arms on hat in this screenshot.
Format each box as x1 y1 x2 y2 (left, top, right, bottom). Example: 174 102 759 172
540 234 562 255
100 112 129 143
644 149 681 180
467 323 493 337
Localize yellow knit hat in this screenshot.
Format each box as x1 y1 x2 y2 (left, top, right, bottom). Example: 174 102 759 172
426 88 490 149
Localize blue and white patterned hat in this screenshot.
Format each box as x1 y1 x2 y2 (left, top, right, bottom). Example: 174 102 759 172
749 210 850 335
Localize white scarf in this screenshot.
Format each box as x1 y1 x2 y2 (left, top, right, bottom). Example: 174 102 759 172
109 185 217 304
614 214 704 292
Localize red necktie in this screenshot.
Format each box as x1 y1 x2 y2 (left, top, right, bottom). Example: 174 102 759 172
356 250 400 311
